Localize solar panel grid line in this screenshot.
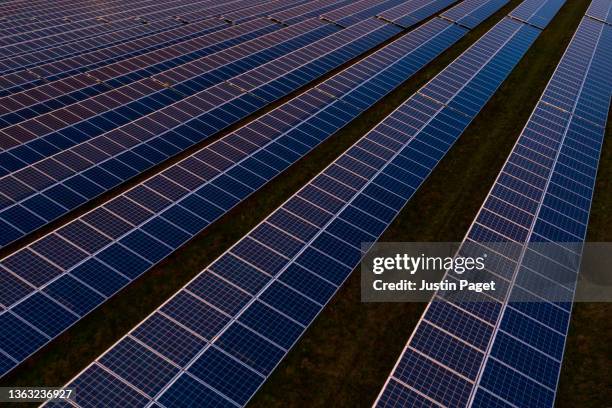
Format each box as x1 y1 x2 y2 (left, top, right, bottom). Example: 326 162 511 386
0 0 176 24
0 27 170 59
0 18 330 149
469 17 611 407
1 21 338 118
0 19 284 117
0 0 251 33
45 2 533 402
0 16 234 76
104 87 454 407
0 17 190 68
268 0 354 25
0 0 147 15
0 23 250 95
0 0 270 62
507 0 565 29
0 3 132 31
0 19 331 166
585 0 612 24
370 10 567 408
57 88 435 408
225 18 396 92
375 7 611 408
539 20 611 127
321 0 406 27
415 18 539 111
221 0 312 24
1 12 468 378
377 0 458 28
0 17 404 246
441 0 511 28
406 343 479 384
0 13 430 306
0 0 261 54
0 0 215 42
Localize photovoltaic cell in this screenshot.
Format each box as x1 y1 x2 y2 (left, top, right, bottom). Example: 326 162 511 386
378 0 459 28
0 12 465 384
508 0 566 28
0 18 402 247
376 3 611 407
46 0 524 404
442 0 511 28
585 0 612 23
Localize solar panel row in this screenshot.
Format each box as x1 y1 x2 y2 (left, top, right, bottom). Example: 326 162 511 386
321 0 406 26
461 15 610 408
0 2 282 80
0 4 468 381
508 0 565 28
0 0 255 51
0 19 268 111
1 16 184 65
0 21 326 124
0 0 109 18
585 0 612 23
379 0 458 28
0 7 286 76
46 0 543 405
0 0 194 32
441 0 510 28
0 0 234 28
269 0 354 25
221 0 311 24
376 5 612 408
0 18 399 247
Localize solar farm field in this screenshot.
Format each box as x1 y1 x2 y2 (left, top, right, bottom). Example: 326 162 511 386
0 0 609 407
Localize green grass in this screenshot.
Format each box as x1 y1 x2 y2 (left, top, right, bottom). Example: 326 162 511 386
3 1 610 407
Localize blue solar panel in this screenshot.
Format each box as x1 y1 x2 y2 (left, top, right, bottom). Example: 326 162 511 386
376 6 611 407
442 0 511 28
0 18 227 78
378 0 459 28
585 0 612 23
509 0 566 28
44 0 526 403
0 19 466 375
0 19 275 119
270 0 355 25
322 0 407 26
1 3 230 63
0 19 334 156
0 19 404 247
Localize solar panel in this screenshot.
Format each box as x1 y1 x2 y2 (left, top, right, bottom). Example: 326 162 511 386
0 9 472 382
585 0 612 24
375 6 611 408
1 17 190 72
0 18 342 152
0 18 401 247
45 0 540 404
0 19 273 120
0 0 224 29
0 12 228 75
441 0 511 28
0 17 227 77
321 0 407 26
269 0 355 25
508 0 565 28
378 0 459 28
221 0 311 24
0 0 263 54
